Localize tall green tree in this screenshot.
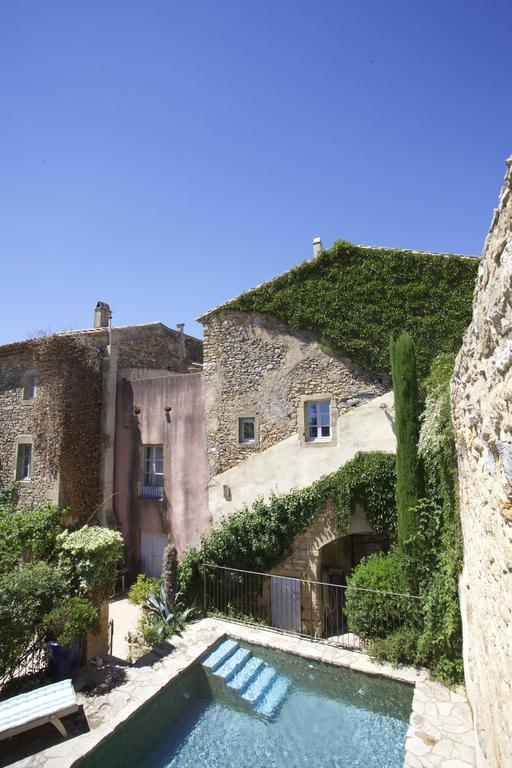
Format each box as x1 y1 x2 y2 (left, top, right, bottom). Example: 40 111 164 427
390 331 424 550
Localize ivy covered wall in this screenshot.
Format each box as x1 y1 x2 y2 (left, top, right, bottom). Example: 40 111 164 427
219 241 478 379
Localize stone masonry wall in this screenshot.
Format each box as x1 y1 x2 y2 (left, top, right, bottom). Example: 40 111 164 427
452 157 512 767
0 349 57 507
203 311 386 474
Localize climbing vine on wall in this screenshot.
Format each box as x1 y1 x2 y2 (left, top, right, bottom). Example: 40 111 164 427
223 241 478 379
32 334 103 521
179 451 397 598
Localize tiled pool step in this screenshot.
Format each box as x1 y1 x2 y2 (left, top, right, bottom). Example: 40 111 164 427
201 639 290 719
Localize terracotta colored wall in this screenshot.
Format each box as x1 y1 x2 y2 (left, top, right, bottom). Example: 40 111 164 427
114 372 211 576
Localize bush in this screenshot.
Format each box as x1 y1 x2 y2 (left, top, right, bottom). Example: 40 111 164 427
334 451 396 537
128 574 160 606
0 563 67 678
44 597 98 647
57 526 123 601
0 505 65 574
345 551 418 639
368 626 420 667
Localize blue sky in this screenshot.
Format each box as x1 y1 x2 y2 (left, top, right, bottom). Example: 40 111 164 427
0 0 510 344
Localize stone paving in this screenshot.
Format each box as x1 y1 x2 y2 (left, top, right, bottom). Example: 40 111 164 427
404 680 475 768
6 618 476 768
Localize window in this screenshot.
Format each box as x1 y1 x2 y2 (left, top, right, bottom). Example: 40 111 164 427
22 373 38 402
306 400 331 441
140 445 164 499
239 417 256 444
16 443 32 481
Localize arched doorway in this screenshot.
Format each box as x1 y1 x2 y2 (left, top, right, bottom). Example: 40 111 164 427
319 531 388 639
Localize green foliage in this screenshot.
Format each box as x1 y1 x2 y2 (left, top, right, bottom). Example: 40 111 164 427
0 482 18 511
44 597 98 647
368 626 420 667
140 585 193 645
0 562 67 678
345 551 419 639
390 331 424 557
162 543 178 605
57 526 123 601
334 451 396 537
223 240 478 378
0 505 65 574
179 452 397 600
128 574 161 606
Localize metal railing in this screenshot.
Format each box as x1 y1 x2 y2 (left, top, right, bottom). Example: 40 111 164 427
203 564 421 652
0 640 48 695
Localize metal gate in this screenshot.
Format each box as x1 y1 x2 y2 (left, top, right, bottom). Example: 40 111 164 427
271 575 301 632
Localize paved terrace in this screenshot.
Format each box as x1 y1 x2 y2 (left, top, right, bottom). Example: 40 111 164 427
6 618 475 768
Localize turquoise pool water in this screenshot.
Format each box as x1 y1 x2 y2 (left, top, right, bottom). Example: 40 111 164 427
79 641 413 768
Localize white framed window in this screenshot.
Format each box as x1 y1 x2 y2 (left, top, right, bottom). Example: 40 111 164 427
239 417 256 444
16 443 32 481
140 445 164 499
306 400 331 441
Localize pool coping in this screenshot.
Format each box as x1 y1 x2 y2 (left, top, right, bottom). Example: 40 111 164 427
7 618 473 768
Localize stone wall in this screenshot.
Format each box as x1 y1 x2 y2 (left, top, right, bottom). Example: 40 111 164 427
452 157 512 767
202 311 386 475
0 348 58 507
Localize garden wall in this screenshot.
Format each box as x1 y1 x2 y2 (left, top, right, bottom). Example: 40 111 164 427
452 157 512 767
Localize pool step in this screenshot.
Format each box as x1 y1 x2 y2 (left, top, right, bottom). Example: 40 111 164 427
202 640 291 719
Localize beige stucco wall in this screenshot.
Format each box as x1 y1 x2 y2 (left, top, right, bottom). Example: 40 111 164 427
202 311 387 475
452 157 512 768
209 390 395 523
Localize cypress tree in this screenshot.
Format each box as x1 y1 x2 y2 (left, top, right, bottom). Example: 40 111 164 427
390 331 424 549
162 543 178 605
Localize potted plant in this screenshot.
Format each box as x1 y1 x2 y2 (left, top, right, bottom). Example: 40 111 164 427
44 597 98 678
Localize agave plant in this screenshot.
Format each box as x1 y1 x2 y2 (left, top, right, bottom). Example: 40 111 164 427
144 584 194 641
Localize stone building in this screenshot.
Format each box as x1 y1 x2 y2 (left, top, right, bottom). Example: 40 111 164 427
452 157 512 767
0 302 209 575
198 240 477 633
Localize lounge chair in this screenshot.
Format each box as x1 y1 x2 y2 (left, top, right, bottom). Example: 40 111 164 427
0 679 78 741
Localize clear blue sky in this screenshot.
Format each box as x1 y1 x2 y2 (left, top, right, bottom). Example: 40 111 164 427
1 0 510 344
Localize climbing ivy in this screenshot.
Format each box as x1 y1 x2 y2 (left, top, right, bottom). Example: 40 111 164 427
222 241 478 378
179 451 396 599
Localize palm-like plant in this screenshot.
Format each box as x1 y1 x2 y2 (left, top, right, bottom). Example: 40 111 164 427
144 584 193 641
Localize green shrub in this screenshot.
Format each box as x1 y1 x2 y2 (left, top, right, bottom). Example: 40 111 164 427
224 240 478 378
0 505 65 574
128 574 161 605
57 526 123 600
345 551 419 639
44 597 98 647
368 626 420 667
0 562 67 678
390 331 424 559
0 482 18 511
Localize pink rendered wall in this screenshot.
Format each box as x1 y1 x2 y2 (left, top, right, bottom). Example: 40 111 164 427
114 372 211 576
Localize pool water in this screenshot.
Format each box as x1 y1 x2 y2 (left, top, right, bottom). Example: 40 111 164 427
79 641 413 768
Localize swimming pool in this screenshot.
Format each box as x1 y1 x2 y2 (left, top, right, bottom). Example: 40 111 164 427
78 639 413 768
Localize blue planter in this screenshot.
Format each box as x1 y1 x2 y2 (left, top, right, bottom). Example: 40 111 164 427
48 638 83 679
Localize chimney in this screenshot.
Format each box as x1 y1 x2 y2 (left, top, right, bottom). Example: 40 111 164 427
176 323 186 361
313 237 323 258
94 301 111 329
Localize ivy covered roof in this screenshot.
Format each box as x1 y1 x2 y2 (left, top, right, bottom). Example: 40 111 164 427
198 241 479 378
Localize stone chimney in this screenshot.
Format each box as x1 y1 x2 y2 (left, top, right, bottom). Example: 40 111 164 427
313 237 323 257
176 323 186 361
94 301 111 329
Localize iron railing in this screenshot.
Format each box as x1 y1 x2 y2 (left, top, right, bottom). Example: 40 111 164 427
203 564 421 652
0 640 48 695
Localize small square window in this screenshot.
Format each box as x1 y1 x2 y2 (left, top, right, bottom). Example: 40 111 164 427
239 417 256 444
16 444 32 481
306 401 331 442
